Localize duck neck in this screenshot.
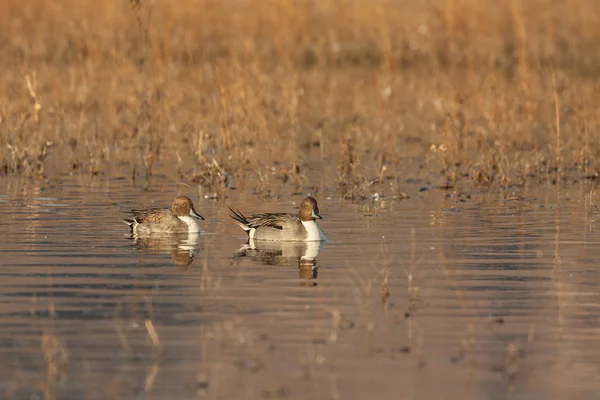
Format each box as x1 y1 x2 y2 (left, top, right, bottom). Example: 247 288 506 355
178 215 201 233
301 219 325 241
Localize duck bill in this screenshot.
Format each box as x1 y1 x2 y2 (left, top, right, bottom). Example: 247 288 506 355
190 208 205 220
312 209 323 220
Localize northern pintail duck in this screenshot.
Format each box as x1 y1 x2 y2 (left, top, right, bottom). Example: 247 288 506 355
229 196 326 242
123 196 204 235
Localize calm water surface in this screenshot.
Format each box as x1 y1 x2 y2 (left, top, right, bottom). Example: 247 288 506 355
1 175 600 399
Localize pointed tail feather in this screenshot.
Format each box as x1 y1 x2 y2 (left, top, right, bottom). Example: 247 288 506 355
122 218 137 234
228 206 252 234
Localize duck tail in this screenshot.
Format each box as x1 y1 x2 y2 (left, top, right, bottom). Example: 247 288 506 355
228 206 252 234
122 218 136 232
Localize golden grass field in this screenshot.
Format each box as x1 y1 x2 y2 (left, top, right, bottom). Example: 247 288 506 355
2 0 600 195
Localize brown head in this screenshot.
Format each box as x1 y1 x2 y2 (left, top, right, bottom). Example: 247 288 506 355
172 196 204 220
298 196 323 221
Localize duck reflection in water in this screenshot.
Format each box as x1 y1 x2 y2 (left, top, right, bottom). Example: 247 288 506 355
129 232 200 268
235 238 324 280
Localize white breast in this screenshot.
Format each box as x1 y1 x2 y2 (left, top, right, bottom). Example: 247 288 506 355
178 216 201 233
301 220 326 241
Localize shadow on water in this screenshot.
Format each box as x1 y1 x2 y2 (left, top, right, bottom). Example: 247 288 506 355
128 231 200 268
233 239 324 280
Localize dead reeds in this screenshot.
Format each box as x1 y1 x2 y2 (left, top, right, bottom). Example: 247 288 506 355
1 0 600 191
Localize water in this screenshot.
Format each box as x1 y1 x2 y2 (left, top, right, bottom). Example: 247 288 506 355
1 175 600 399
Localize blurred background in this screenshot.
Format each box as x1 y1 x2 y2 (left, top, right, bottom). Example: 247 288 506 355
2 0 600 194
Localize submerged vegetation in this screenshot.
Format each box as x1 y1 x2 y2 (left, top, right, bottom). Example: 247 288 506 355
1 0 600 196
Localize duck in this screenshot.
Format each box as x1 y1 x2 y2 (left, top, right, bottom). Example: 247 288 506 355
123 196 204 235
229 196 326 242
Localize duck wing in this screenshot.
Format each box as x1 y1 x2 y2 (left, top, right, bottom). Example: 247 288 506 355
244 213 299 230
130 208 174 224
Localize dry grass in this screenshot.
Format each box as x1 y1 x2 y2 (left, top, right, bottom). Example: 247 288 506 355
2 0 600 193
